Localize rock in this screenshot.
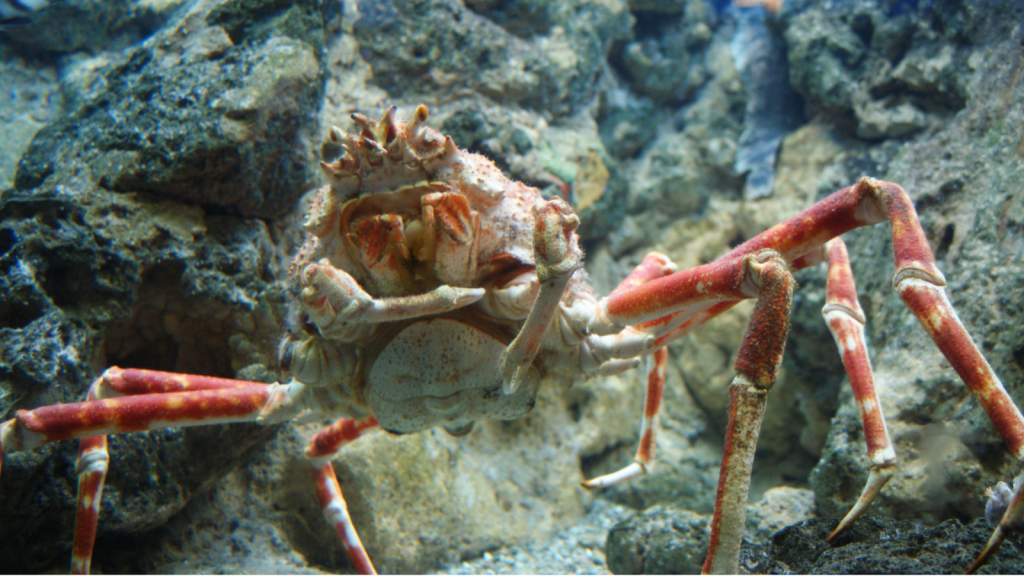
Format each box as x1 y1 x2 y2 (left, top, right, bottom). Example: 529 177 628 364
0 177 289 571
0 57 61 189
768 516 1024 574
615 0 716 105
745 486 816 542
14 0 326 219
351 0 631 117
605 505 710 575
0 0 184 57
0 0 322 570
603 498 797 575
783 0 975 139
598 90 661 160
627 132 709 216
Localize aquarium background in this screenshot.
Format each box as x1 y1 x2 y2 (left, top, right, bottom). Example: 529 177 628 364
1 0 1024 573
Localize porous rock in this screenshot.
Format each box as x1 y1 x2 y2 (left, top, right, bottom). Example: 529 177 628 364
14 0 326 219
768 516 1024 574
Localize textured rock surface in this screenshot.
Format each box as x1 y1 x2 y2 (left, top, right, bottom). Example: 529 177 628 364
1 0 1024 574
14 0 326 219
768 516 1024 575
607 511 1024 575
603 487 814 574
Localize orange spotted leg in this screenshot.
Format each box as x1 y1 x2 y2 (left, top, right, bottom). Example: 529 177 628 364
702 253 795 575
592 178 1024 572
582 347 669 488
581 252 676 487
305 416 380 575
75 368 263 574
0 367 274 574
820 239 897 541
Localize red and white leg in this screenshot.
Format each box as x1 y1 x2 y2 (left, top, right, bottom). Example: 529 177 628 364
0 368 279 574
714 179 1024 571
304 416 380 576
820 238 897 541
582 346 669 487
590 178 1024 573
578 252 678 486
702 253 795 574
587 248 797 574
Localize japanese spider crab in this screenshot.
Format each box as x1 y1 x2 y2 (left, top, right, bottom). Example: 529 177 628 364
1 105 1023 575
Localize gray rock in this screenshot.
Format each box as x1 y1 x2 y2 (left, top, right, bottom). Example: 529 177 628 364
615 0 715 105
604 498 798 575
605 505 711 575
0 0 184 57
15 0 326 219
0 57 61 189
352 0 631 117
768 516 1024 574
783 0 975 139
0 180 288 571
745 486 816 542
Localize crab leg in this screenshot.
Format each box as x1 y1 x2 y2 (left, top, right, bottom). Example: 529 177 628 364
599 178 1024 570
588 250 794 574
502 197 581 394
305 417 380 575
0 370 281 574
301 259 485 335
578 253 677 485
1 385 274 451
702 253 795 575
728 179 1024 568
71 418 107 574
65 368 265 574
820 239 896 541
723 174 1022 453
582 346 669 487
609 252 678 298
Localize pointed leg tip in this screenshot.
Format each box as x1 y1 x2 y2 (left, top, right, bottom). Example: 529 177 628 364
967 548 995 575
825 525 845 542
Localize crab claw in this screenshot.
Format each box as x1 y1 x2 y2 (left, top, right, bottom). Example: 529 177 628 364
502 198 581 395
301 260 485 338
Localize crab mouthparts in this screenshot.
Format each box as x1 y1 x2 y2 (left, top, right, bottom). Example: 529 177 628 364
423 393 466 419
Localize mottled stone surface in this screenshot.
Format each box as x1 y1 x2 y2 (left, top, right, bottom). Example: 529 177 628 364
351 0 631 117
603 488 813 575
607 510 1024 575
768 516 1024 575
14 0 326 219
0 0 183 57
784 0 977 139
